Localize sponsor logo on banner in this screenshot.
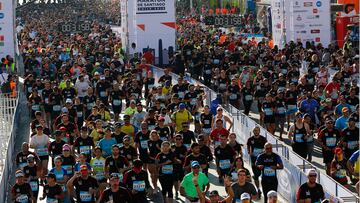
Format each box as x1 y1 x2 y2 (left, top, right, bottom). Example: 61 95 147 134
294 10 308 13
0 13 3 19
304 2 313 7
306 15 320 19
296 15 302 21
309 23 322 27
311 29 320 34
313 8 318 13
276 23 281 29
316 1 322 7
296 30 307 34
315 37 321 42
294 24 306 28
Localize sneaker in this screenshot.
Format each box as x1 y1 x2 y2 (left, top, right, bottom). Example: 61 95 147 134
175 192 179 199
258 189 262 199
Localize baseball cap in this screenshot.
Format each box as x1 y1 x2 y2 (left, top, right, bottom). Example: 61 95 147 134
62 144 71 151
191 161 200 168
179 103 186 109
27 154 35 161
46 172 56 180
15 170 24 178
81 126 88 131
209 190 219 197
65 98 72 104
123 135 131 141
94 72 100 76
241 193 251 200
80 165 88 173
307 169 317 177
267 190 277 198
61 107 69 113
158 116 165 121
36 124 43 129
342 107 349 113
334 147 343 155
110 173 120 179
54 130 62 136
59 126 67 131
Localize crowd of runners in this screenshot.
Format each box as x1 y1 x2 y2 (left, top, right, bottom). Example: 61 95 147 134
2 0 359 203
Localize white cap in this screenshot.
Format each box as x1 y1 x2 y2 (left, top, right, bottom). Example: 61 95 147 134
61 107 68 113
267 190 277 198
100 76 105 80
241 193 251 200
307 169 317 177
65 98 73 104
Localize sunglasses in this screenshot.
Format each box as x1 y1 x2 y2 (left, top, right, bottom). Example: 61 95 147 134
175 138 182 140
217 109 223 112
309 175 317 177
192 166 200 169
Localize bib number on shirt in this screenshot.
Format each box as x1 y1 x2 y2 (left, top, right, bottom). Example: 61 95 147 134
32 104 40 111
16 194 28 203
113 99 121 106
36 146 49 156
219 159 231 169
295 134 304 143
326 137 336 147
230 94 237 100
53 105 61 111
79 146 91 154
245 95 252 101
252 148 263 157
347 141 358 150
264 108 273 116
29 181 39 192
133 180 146 191
162 165 173 174
263 166 276 177
80 191 92 202
140 140 148 149
46 197 58 203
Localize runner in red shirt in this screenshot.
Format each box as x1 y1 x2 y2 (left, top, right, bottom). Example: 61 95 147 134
210 119 229 147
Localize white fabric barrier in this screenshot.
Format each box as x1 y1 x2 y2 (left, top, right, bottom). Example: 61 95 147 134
150 65 359 202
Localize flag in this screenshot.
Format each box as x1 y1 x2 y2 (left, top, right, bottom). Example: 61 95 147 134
0 36 4 46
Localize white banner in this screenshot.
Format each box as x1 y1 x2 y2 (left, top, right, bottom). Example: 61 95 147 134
135 0 176 57
289 0 331 47
0 0 15 59
271 0 285 49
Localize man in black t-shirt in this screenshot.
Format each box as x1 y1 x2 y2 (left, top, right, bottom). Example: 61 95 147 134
11 170 33 203
67 164 99 203
99 173 132 203
297 169 325 203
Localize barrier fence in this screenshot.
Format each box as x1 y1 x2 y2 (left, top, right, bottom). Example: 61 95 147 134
151 65 360 203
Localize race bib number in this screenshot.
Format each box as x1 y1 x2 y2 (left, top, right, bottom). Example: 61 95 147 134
219 83 226 89
347 141 358 150
95 172 105 180
229 94 237 100
45 98 49 104
245 95 252 101
336 169 347 178
16 194 28 203
36 146 48 156
178 92 185 98
205 69 211 74
149 125 155 130
32 104 40 111
46 198 58 203
264 108 273 116
277 107 286 114
79 191 92 202
295 134 304 143
77 111 83 117
326 137 336 147
133 180 146 191
79 146 91 154
263 166 276 177
113 99 121 106
53 105 61 111
190 98 197 105
252 148 263 157
30 181 38 192
202 128 211 134
219 159 231 169
162 165 173 174
62 165 73 175
100 91 106 97
140 140 148 149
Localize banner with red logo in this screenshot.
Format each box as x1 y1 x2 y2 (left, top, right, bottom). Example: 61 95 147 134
0 1 15 59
